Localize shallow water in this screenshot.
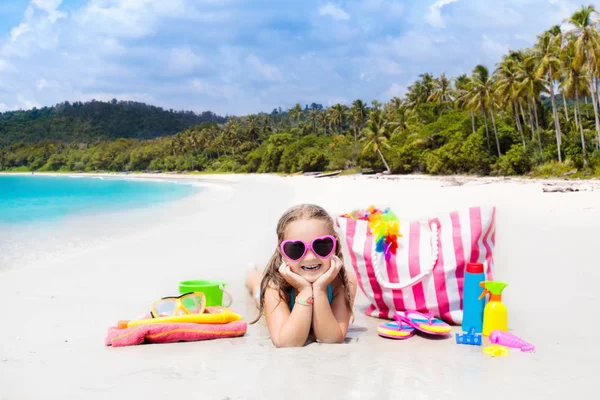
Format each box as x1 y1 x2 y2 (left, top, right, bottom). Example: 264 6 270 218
0 174 202 270
0 174 199 226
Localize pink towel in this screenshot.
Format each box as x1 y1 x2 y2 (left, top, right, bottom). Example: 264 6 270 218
105 321 247 347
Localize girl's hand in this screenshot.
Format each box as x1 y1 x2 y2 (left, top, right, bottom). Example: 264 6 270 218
278 261 311 291
313 255 343 292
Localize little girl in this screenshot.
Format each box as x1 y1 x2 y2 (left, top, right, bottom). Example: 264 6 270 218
246 203 357 347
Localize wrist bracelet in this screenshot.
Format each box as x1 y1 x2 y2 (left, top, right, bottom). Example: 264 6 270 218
296 296 314 306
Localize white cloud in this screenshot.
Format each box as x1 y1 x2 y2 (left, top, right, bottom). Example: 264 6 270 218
359 0 405 17
10 23 30 42
167 47 206 74
480 34 509 61
36 78 59 90
32 0 66 22
17 94 40 110
246 54 283 82
426 0 458 28
74 0 189 39
385 83 407 100
0 60 12 72
0 0 592 116
318 3 350 21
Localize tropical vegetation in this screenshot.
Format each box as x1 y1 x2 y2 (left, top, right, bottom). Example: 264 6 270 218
1 5 600 178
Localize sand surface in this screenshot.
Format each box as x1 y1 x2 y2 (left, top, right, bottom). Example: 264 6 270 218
1 172 598 399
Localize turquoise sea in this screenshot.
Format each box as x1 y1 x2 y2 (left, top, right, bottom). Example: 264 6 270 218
0 174 200 225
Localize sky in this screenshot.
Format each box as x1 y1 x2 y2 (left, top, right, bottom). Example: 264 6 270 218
0 0 588 116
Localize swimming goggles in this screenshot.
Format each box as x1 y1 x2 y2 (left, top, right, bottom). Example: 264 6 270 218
280 235 337 261
151 292 206 318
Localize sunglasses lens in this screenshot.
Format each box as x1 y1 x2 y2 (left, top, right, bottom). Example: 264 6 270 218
283 241 305 260
313 237 335 258
153 299 177 317
181 293 205 314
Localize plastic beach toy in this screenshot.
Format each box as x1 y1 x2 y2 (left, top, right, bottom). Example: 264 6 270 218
179 280 232 307
126 307 242 328
479 281 508 336
489 330 535 352
395 310 452 335
455 326 482 346
483 345 509 357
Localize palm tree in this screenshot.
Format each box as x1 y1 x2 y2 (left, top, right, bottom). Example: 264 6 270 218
428 73 453 104
494 56 527 147
454 74 477 133
245 115 261 143
349 99 368 148
308 109 320 135
289 103 303 129
329 104 347 134
532 29 564 160
468 65 502 156
565 5 600 149
317 110 328 136
391 107 415 137
361 109 391 172
560 39 589 166
517 53 546 150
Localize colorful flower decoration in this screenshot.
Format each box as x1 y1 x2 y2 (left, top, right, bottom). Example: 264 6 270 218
344 205 401 260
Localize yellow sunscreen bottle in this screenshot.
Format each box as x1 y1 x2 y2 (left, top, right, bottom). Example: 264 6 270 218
479 281 508 336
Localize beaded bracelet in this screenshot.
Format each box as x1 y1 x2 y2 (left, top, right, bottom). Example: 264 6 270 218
296 296 314 306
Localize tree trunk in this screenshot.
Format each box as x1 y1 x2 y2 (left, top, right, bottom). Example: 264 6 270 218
527 99 536 140
482 108 491 149
519 100 530 141
377 148 391 172
562 91 569 122
489 109 501 156
586 62 600 150
548 72 562 161
513 100 525 147
471 111 476 134
574 90 580 131
575 79 587 167
596 76 599 112
532 98 542 150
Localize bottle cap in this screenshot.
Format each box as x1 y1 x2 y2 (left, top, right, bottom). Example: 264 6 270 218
466 262 484 274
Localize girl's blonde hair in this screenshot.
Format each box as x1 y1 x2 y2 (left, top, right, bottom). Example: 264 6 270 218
250 204 353 324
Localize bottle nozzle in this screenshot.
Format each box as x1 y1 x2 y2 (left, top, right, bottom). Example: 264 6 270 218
479 281 507 301
478 288 490 300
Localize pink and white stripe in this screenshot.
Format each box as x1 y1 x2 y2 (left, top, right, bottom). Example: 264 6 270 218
336 206 495 324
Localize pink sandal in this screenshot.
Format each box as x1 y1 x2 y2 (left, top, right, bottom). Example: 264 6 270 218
395 310 451 336
377 313 416 340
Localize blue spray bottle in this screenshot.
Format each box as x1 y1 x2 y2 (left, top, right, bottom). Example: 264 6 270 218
462 262 486 333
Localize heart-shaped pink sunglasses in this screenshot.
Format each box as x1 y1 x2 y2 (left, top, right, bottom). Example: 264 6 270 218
280 235 337 261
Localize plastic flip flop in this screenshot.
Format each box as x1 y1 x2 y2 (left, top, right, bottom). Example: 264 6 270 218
377 313 415 340
395 310 452 335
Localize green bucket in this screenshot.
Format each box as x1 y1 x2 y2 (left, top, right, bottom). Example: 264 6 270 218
178 280 232 307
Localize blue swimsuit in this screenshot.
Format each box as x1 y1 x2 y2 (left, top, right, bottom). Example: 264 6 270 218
288 284 334 310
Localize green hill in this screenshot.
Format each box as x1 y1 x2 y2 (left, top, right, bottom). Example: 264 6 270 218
0 99 226 146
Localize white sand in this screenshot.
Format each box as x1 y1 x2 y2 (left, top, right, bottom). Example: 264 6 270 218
1 173 598 399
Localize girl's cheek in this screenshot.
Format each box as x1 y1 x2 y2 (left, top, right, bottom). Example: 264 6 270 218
289 261 302 272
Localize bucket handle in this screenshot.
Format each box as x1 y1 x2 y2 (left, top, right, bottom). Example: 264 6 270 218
220 284 233 307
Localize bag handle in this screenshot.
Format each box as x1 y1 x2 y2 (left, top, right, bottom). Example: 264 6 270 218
219 284 233 307
372 221 439 290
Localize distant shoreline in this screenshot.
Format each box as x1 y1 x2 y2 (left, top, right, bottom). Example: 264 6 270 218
2 170 600 186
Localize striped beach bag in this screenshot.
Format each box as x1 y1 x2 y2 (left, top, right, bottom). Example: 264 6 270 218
336 205 496 324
